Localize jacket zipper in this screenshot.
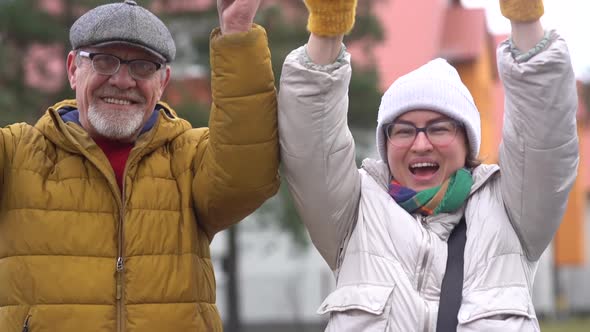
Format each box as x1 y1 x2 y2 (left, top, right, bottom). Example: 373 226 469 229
423 300 430 332
116 147 146 332
416 216 431 292
117 172 128 332
416 215 432 332
22 314 31 332
113 127 153 332
57 119 147 332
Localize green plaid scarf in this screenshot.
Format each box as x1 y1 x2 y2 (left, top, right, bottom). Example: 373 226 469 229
388 168 473 216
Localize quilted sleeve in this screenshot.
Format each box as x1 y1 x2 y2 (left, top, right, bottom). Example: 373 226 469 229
498 31 579 261
192 25 280 239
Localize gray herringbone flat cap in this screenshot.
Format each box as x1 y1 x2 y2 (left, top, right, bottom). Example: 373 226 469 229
70 0 176 62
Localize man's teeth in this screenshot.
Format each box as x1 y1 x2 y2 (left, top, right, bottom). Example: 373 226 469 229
411 162 438 168
103 98 132 105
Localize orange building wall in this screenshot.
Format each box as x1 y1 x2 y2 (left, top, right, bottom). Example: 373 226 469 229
554 133 586 265
554 95 587 266
454 43 498 164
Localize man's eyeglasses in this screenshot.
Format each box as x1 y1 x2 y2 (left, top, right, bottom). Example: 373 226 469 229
78 51 163 80
385 119 462 148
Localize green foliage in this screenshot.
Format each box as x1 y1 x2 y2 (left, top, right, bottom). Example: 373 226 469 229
348 0 384 42
348 67 382 128
0 0 116 125
257 4 309 83
171 101 210 128
0 0 66 44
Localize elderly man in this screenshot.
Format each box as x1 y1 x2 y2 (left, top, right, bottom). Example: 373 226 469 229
0 0 279 331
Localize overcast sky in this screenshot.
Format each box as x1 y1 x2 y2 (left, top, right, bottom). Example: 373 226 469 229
462 0 590 80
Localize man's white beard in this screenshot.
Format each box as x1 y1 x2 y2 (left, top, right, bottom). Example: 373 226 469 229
87 104 145 141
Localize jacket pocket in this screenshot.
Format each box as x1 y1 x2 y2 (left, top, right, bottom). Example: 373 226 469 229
318 284 396 332
457 286 539 332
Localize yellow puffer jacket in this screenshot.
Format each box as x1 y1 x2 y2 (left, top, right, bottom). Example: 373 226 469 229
0 25 279 332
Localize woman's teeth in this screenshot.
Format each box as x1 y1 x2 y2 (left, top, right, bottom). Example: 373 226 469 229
411 162 438 168
410 162 439 175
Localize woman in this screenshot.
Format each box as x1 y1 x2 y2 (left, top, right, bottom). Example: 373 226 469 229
278 0 578 331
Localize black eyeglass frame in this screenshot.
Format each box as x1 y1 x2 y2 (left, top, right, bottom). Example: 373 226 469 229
78 51 163 80
384 119 464 148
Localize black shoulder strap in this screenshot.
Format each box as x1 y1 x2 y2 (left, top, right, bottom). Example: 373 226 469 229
436 216 467 332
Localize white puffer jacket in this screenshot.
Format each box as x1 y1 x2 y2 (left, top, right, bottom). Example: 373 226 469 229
278 31 578 332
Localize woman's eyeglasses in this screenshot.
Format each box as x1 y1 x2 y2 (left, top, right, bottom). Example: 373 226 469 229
385 119 462 148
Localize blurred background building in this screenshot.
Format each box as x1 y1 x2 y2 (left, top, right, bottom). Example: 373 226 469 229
1 0 588 331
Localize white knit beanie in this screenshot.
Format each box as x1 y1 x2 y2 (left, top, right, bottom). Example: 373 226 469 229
376 58 481 163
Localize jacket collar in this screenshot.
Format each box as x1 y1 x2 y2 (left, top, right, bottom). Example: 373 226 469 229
58 105 163 137
35 99 192 156
360 158 500 241
360 158 499 196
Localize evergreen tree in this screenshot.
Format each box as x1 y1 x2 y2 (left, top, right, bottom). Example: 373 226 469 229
0 0 109 125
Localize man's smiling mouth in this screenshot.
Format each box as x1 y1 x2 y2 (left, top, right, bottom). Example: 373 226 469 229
102 97 133 105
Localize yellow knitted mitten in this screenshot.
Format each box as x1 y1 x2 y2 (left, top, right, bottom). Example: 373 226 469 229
500 0 544 22
304 0 357 36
